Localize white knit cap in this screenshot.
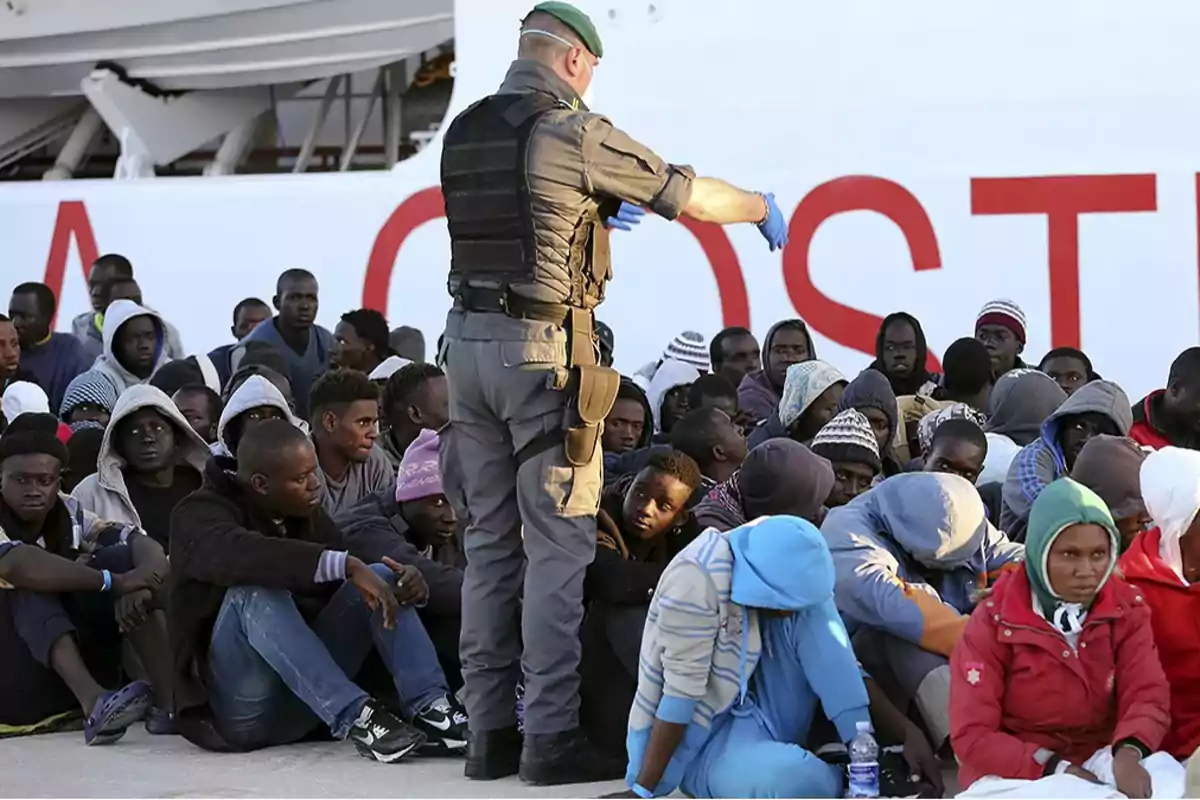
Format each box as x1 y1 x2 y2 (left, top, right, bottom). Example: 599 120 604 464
662 331 709 372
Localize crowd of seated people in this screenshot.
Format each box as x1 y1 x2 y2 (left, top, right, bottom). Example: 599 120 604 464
8 254 1200 798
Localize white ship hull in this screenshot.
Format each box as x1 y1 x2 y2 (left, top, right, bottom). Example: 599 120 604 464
0 0 452 98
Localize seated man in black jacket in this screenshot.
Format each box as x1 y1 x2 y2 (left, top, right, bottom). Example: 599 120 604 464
0 413 172 744
168 420 467 762
336 428 465 689
580 449 702 757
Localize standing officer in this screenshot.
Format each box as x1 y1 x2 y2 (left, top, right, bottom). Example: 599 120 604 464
439 1 789 786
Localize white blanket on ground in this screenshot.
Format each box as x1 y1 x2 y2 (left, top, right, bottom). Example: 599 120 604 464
956 748 1184 799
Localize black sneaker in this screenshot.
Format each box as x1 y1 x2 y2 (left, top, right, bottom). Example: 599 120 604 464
519 726 627 786
412 695 469 754
348 700 426 763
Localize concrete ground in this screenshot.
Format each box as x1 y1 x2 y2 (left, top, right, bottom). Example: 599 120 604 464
1 729 626 798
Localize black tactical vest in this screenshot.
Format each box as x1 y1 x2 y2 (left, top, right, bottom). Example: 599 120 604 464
440 90 611 308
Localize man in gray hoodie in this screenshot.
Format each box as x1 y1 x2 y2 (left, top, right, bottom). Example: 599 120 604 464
1000 379 1133 541
70 384 210 553
79 300 172 397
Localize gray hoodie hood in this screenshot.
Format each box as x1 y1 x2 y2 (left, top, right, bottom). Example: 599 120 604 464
1040 378 1133 454
89 300 171 394
985 369 1066 446
213 375 306 456
70 384 210 524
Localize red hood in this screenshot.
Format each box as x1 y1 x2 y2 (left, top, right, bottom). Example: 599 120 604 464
1121 527 1186 588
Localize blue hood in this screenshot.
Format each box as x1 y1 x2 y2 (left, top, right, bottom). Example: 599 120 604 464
728 515 834 610
868 472 989 570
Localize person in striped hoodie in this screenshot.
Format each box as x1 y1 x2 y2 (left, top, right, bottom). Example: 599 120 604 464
622 516 871 798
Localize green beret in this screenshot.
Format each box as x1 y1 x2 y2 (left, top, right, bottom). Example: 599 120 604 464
529 1 603 58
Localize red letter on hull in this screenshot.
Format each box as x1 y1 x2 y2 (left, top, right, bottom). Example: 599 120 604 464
41 200 99 328
971 175 1157 349
783 176 943 371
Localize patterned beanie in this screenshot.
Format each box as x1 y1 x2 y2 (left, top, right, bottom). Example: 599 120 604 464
779 360 847 429
976 298 1027 344
59 371 119 422
662 331 709 372
395 428 444 503
811 409 881 474
917 403 987 457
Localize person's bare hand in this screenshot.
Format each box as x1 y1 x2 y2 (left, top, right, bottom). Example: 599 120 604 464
1065 764 1102 784
1112 747 1151 799
901 723 944 797
382 557 428 606
114 588 153 632
347 557 398 629
111 566 161 596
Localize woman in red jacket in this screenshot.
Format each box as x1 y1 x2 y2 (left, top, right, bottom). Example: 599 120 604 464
1120 446 1200 760
950 478 1171 798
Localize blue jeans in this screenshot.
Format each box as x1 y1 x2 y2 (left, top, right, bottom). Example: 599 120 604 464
205 563 447 749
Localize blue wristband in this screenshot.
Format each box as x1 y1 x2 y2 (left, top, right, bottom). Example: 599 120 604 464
632 783 654 799
100 569 112 592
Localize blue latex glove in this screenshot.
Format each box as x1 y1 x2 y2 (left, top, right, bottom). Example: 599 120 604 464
756 192 788 251
606 202 646 231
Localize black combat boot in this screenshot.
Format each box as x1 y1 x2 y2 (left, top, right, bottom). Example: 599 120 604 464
464 726 522 780
519 726 627 786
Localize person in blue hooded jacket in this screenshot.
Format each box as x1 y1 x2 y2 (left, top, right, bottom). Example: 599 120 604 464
822 472 1024 753
621 515 871 798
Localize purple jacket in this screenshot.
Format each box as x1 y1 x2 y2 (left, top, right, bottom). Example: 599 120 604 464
736 319 817 420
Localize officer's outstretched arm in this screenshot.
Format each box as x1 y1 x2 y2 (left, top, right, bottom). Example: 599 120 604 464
682 177 768 225
685 179 789 252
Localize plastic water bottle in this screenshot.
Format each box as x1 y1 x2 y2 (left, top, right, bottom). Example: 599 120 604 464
847 720 880 798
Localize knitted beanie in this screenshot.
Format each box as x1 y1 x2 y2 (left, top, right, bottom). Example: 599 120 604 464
811 409 881 474
395 428 444 503
60 370 119 422
0 412 67 465
976 299 1027 344
662 331 710 372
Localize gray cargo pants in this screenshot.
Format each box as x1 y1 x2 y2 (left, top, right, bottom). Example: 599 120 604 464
441 310 602 736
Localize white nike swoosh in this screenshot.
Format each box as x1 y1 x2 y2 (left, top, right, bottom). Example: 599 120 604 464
424 715 452 732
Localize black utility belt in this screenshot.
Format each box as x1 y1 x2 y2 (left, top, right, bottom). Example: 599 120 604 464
457 287 577 325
